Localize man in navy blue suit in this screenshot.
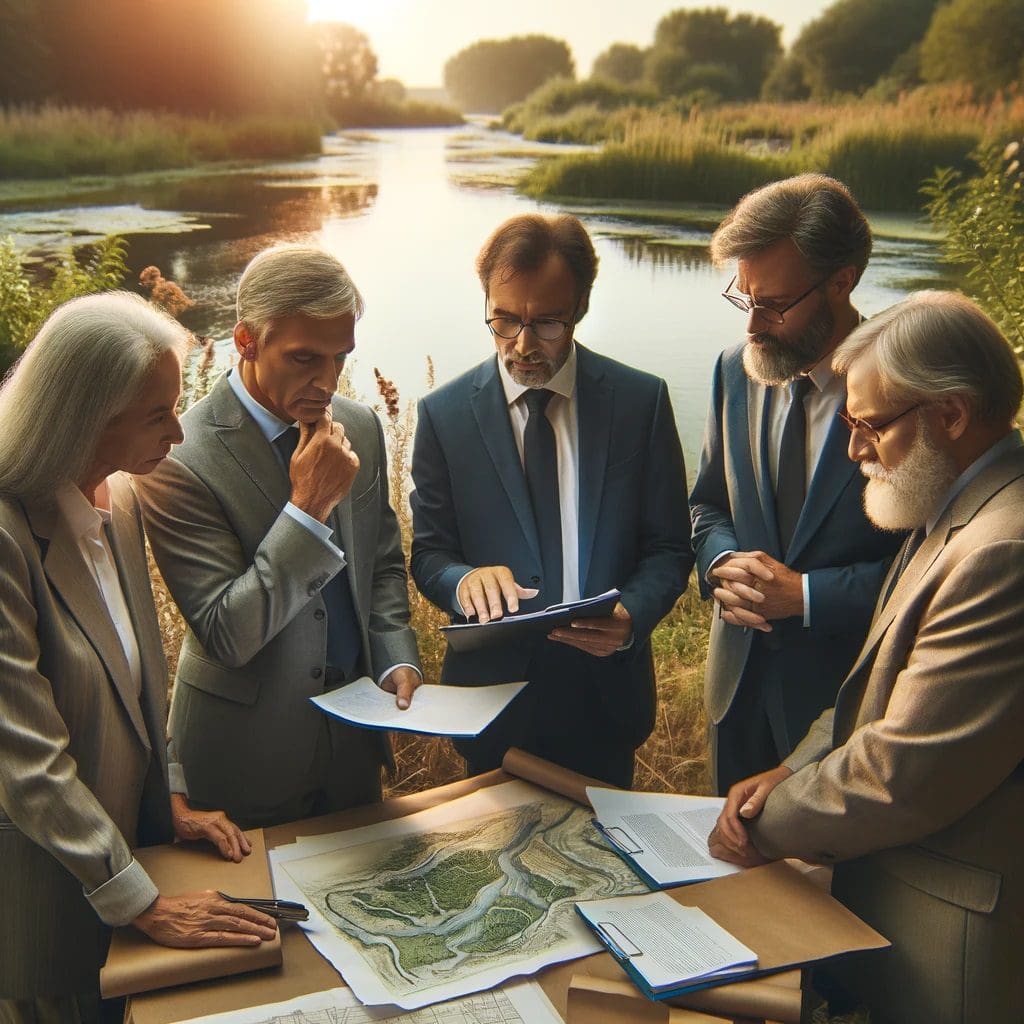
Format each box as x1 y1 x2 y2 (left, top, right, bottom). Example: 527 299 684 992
411 213 693 787
690 173 905 795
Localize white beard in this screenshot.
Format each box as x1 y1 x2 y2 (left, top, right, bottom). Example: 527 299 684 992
860 425 958 531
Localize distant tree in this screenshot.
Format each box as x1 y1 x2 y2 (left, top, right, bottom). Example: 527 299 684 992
592 43 646 85
646 49 742 102
761 54 811 101
318 22 378 104
444 35 574 113
650 7 781 99
375 78 407 104
920 0 1024 97
0 0 53 104
792 0 942 97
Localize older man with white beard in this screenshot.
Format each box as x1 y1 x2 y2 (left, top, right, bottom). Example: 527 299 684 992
708 290 1024 1024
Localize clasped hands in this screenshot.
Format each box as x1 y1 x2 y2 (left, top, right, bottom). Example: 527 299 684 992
711 550 804 631
457 565 633 657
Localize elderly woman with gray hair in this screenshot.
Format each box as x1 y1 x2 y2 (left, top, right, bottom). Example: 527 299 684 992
0 293 277 1023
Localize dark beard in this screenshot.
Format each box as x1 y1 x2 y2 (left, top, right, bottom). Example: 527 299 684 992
743 302 836 385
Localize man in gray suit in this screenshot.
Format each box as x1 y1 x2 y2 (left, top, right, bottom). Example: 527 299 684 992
710 292 1024 1024
137 245 421 829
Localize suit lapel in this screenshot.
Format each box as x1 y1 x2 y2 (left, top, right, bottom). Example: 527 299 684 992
471 358 542 564
210 376 290 515
729 367 778 555
29 499 151 751
328 400 361 618
576 347 611 592
787 402 858 562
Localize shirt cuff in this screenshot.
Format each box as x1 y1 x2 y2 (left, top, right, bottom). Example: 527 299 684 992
801 573 810 628
284 502 342 557
377 663 423 687
167 760 188 796
706 549 737 586
85 857 160 927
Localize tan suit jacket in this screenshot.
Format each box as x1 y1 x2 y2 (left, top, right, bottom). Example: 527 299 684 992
749 443 1024 1024
0 477 172 999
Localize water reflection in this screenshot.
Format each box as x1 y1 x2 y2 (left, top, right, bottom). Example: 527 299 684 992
608 235 711 271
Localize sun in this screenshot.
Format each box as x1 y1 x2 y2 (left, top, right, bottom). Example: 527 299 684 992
306 0 395 22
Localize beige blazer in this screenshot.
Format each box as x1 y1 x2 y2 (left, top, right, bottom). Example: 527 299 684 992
749 443 1024 1024
135 373 420 826
0 477 172 999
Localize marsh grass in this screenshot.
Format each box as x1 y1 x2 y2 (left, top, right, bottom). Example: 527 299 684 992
0 105 322 179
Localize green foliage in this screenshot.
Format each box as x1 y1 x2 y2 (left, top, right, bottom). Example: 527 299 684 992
592 43 647 85
792 0 942 97
761 55 812 102
651 7 783 100
443 35 575 114
502 76 659 136
0 235 127 375
0 0 53 104
920 0 1024 97
318 22 378 105
924 140 1024 355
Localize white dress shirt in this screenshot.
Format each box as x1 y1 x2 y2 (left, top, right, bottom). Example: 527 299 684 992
55 482 143 695
227 368 419 686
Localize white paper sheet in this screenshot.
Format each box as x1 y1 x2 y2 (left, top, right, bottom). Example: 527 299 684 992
311 678 527 738
576 891 757 991
174 978 561 1024
586 787 742 887
270 780 648 1010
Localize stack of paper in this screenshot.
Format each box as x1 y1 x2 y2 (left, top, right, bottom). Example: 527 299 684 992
576 891 758 998
587 786 742 888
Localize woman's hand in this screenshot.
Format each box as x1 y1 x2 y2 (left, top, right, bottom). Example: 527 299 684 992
133 891 277 948
171 793 251 863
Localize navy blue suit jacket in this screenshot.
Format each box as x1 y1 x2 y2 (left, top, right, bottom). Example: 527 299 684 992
689 344 904 757
411 345 693 764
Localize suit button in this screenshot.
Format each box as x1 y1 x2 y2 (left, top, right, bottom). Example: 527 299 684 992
311 667 323 679
314 609 325 620
530 576 541 585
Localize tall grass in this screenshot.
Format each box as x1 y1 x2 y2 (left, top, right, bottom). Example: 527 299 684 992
519 87 1024 211
0 105 323 179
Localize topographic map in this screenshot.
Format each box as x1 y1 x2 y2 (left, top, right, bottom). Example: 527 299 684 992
270 781 647 1009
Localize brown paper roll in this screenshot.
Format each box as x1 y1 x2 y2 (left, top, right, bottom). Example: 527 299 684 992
501 747 613 806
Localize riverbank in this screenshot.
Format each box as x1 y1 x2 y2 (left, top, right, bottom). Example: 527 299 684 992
516 87 1024 212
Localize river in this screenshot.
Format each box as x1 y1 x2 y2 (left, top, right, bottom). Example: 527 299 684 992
0 123 955 465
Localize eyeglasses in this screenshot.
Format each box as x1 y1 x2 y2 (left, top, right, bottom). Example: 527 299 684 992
485 300 578 343
721 275 827 325
838 404 921 444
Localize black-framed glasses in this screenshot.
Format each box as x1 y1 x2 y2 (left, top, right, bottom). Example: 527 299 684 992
721 275 827 325
485 299 578 343
838 404 921 444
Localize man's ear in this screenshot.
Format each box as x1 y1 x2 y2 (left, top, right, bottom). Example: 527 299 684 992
827 265 857 304
233 322 256 361
936 395 971 442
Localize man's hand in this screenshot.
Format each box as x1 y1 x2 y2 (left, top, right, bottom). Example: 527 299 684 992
170 794 251 863
707 764 793 865
289 412 360 523
458 566 538 624
133 891 278 949
548 601 633 657
380 665 422 710
711 551 804 627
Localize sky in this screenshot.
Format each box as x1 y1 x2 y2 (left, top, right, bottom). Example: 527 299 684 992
306 0 831 88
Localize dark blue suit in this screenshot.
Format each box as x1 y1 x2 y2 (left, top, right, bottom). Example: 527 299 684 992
690 343 904 793
411 345 693 785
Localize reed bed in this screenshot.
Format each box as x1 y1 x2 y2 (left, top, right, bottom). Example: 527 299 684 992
0 104 322 179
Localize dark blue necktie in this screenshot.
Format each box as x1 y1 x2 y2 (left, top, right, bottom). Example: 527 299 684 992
522 388 563 603
775 376 813 555
275 426 362 676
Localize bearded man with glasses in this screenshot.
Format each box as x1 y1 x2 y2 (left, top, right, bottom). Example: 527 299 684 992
410 213 693 785
690 173 905 795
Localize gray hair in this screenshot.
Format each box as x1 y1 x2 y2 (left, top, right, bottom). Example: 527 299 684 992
0 291 190 504
833 290 1023 426
709 173 872 286
236 244 364 344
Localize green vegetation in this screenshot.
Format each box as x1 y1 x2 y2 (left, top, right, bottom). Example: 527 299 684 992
924 140 1024 354
0 234 127 374
423 850 502 912
391 932 456 972
0 105 322 180
353 877 434 918
461 896 543 953
516 864 575 903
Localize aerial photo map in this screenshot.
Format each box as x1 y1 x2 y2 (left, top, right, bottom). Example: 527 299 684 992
270 781 648 1009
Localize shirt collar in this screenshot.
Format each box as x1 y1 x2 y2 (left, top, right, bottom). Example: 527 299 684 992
497 343 578 407
926 429 1024 535
55 482 108 542
227 366 294 444
804 351 838 394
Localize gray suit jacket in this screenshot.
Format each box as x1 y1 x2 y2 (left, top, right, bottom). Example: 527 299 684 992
749 444 1024 1024
135 373 420 823
0 477 172 998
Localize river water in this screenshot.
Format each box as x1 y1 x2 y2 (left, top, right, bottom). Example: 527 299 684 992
0 124 954 465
